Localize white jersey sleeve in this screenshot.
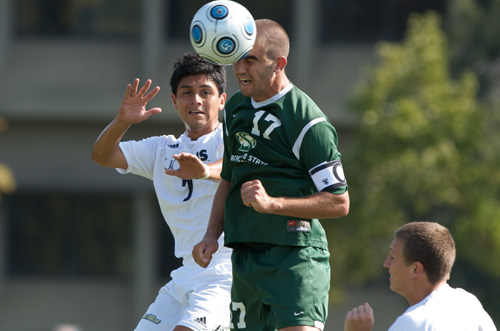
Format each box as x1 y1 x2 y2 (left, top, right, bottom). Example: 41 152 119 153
117 135 165 179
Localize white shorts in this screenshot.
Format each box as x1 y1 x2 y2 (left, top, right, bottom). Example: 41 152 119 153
135 251 232 331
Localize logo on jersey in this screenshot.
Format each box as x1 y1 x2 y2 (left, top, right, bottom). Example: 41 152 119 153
142 313 161 324
193 316 207 327
287 220 311 232
235 132 256 152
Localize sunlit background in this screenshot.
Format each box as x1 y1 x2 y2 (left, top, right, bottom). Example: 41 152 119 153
1 0 498 330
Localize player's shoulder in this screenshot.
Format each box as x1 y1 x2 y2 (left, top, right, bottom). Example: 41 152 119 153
129 134 182 154
284 84 317 104
282 86 328 119
281 90 332 133
445 286 486 309
146 134 179 145
388 311 421 331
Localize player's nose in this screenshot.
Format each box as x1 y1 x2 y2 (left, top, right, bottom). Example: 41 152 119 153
383 256 390 268
233 60 245 73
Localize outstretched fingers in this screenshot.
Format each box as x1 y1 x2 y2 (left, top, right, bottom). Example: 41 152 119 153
124 83 132 98
144 85 160 102
130 78 140 97
125 78 159 100
136 79 152 97
119 78 162 124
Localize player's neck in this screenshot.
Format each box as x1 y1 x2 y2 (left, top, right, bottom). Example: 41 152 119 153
255 74 289 103
274 72 290 93
185 121 219 140
407 280 446 306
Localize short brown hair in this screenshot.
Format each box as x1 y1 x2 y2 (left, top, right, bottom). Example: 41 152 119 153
255 19 290 60
395 222 456 285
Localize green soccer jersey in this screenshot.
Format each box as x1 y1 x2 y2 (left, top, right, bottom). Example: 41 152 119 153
221 84 347 249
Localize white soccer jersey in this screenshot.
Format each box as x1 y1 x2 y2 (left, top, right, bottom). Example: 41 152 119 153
389 283 497 331
117 124 228 259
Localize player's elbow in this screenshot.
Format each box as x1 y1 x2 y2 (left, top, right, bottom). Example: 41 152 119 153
91 149 105 166
340 192 350 216
338 201 349 217
91 148 114 168
330 191 350 218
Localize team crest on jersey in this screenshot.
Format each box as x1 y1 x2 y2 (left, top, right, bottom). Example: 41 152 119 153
235 132 256 152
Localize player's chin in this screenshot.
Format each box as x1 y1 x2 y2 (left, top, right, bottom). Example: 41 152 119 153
239 85 254 97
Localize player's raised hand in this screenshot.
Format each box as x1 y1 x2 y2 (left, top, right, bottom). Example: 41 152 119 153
118 78 162 124
344 303 374 331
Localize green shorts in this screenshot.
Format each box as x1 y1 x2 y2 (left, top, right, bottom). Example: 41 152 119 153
230 244 330 330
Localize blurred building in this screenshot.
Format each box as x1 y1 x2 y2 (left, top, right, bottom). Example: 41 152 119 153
0 0 445 330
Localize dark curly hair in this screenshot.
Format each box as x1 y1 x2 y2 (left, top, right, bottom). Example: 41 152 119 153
170 52 226 96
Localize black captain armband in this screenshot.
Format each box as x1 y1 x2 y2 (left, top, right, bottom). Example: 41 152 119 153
309 160 347 192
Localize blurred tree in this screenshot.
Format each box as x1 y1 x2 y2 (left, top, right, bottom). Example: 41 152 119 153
325 12 500 317
445 0 500 101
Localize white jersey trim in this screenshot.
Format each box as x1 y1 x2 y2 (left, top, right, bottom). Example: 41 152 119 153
251 83 294 109
292 117 327 160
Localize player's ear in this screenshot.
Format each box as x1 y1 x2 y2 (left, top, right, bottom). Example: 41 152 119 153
219 92 227 110
171 92 178 110
412 261 425 277
274 56 287 73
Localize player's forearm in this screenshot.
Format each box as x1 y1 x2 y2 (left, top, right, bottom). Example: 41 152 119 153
206 159 223 181
91 117 130 167
267 191 349 219
204 179 230 239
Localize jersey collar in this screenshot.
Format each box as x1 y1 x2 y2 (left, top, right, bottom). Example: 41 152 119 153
251 83 294 109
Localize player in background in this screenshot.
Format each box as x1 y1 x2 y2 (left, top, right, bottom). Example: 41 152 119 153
92 53 232 331
344 222 496 331
193 19 350 330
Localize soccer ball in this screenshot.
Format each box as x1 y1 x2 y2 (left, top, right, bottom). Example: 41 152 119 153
190 1 256 65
